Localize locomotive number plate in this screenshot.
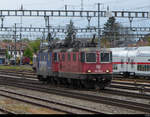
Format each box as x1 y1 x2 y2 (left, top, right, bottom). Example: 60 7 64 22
96 65 101 69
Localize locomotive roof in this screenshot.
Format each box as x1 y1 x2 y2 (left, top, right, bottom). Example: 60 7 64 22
111 46 150 57
53 47 111 52
39 47 111 53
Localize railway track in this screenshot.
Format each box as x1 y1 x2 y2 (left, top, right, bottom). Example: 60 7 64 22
1 73 150 99
1 70 150 94
0 72 150 99
0 75 150 113
0 107 16 114
0 88 100 114
1 69 150 84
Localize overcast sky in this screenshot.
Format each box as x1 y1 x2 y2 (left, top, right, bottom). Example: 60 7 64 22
0 0 150 39
0 0 149 10
1 0 150 26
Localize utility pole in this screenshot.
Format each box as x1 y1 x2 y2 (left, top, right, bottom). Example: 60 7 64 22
65 5 67 10
13 23 17 66
20 27 22 65
129 17 133 30
20 4 23 65
44 16 50 43
81 0 83 11
98 3 101 48
1 16 4 28
42 30 45 49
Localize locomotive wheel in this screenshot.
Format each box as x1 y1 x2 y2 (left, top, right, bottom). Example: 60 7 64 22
70 79 74 89
67 79 72 88
98 83 105 90
77 80 82 89
82 80 90 89
56 78 61 86
64 79 69 88
72 79 77 89
94 84 100 90
51 77 56 86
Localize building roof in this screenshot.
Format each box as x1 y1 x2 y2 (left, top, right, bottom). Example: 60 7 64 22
0 42 28 50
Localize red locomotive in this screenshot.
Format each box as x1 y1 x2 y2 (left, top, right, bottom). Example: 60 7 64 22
36 36 113 89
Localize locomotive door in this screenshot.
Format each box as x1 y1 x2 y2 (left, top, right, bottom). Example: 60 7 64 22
47 52 52 75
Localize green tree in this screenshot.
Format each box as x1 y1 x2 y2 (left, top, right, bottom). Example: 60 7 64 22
102 17 122 47
23 47 33 60
29 39 40 54
6 49 11 59
21 38 30 42
65 20 76 47
3 39 12 43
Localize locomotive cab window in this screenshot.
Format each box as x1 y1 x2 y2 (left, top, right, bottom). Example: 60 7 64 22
86 53 96 63
81 52 85 62
100 52 110 62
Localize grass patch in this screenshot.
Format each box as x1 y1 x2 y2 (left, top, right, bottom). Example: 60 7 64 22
0 65 33 71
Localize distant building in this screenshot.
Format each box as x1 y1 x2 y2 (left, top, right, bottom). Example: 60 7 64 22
0 42 28 64
0 48 6 64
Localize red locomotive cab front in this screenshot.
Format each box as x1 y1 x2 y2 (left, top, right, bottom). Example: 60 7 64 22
79 49 112 89
81 50 112 75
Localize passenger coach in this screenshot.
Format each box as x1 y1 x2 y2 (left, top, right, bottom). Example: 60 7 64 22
111 46 150 78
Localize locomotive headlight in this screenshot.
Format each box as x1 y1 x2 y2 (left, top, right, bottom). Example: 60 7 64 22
106 70 109 73
87 70 91 73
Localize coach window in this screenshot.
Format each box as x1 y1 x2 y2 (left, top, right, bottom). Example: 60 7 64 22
86 53 96 62
62 53 65 61
68 53 71 61
113 64 118 70
100 52 110 62
73 53 76 61
144 65 147 71
148 65 150 71
141 65 145 71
